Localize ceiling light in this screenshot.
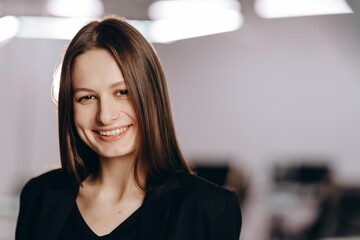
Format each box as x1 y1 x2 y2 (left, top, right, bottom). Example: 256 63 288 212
150 10 243 43
148 0 243 43
255 0 353 18
148 0 241 20
0 16 20 43
13 17 150 42
46 0 104 18
12 13 241 44
16 17 92 40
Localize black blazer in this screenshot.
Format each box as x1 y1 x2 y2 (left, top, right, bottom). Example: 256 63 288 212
16 169 241 240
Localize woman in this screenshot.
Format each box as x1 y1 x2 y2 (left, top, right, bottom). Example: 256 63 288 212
16 16 241 240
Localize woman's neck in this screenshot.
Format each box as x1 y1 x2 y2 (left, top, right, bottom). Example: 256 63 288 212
83 153 145 202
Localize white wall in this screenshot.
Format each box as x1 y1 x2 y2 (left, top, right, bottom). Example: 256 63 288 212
0 39 65 239
156 12 360 184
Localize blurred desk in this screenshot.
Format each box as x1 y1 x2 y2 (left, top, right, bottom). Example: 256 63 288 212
320 237 360 240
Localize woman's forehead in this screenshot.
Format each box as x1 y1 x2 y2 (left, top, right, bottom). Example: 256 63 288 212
72 49 125 88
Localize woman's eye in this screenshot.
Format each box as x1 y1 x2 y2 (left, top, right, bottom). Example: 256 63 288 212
78 95 95 103
116 89 129 96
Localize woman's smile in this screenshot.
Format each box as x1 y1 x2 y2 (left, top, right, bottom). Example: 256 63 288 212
94 125 132 141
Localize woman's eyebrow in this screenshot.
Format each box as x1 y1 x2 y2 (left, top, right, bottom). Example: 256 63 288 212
73 87 94 93
73 81 125 93
110 81 126 88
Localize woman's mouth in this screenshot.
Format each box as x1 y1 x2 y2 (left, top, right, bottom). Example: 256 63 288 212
95 125 131 140
98 127 127 137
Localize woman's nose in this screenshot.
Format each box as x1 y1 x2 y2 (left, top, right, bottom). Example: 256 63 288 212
96 98 118 125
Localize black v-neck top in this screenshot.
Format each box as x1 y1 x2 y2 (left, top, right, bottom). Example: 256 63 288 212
57 203 142 240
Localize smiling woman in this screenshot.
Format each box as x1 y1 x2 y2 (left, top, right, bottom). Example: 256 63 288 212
15 15 241 240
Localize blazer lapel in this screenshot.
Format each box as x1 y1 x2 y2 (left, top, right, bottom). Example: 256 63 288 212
137 196 172 240
137 175 183 240
36 176 78 240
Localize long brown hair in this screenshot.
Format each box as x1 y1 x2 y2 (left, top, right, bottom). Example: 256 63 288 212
57 16 191 193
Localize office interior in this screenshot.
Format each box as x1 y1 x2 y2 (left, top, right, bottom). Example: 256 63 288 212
0 0 360 239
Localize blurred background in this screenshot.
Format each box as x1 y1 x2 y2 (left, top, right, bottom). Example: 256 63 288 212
1 0 360 239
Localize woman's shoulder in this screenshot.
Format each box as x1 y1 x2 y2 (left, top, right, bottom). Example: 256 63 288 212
26 168 65 184
20 169 68 197
176 174 242 239
171 173 242 232
177 173 239 202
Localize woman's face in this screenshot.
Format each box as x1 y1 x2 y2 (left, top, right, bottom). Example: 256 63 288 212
72 48 138 160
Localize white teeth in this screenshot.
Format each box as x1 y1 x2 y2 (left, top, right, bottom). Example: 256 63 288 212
99 127 126 136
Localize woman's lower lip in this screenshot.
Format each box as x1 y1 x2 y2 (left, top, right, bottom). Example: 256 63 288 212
97 126 130 141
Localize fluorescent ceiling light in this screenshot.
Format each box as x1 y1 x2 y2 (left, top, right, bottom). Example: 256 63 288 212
14 17 151 41
255 0 353 19
148 0 243 43
0 16 20 43
46 0 104 18
150 11 243 43
10 13 242 44
148 0 241 20
16 17 92 40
